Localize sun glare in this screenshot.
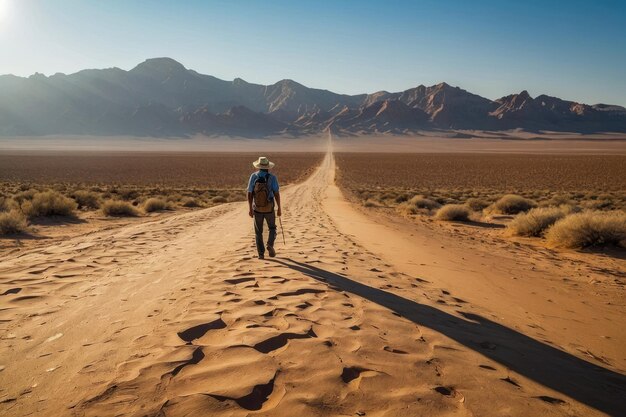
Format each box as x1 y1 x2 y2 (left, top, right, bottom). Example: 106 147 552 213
0 1 8 23
0 0 11 23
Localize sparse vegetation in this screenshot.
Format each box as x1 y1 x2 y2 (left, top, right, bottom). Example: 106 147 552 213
0 152 323 221
0 210 28 235
545 211 626 249
336 152 626 254
22 191 77 218
436 204 471 221
489 194 536 215
102 200 139 217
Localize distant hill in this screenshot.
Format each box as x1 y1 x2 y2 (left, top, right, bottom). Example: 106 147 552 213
0 57 624 136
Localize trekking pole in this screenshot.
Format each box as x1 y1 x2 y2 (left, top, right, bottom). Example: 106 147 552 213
279 215 286 245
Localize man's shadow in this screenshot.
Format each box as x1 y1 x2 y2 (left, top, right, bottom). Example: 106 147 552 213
271 258 625 415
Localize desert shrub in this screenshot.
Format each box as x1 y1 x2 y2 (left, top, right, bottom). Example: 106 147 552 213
72 190 101 209
0 210 28 235
0 196 16 212
114 188 139 201
394 193 409 203
545 211 626 249
357 191 372 201
465 198 490 211
508 207 567 237
143 198 169 213
101 200 139 217
408 195 441 210
166 193 183 203
380 192 397 201
181 197 202 208
363 199 382 208
489 194 536 215
435 204 470 221
22 191 77 217
13 189 37 205
212 196 228 204
582 199 614 211
540 194 575 207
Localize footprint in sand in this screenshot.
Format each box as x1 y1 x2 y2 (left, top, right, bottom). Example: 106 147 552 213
177 317 226 344
252 328 317 354
1 288 22 295
534 395 567 405
208 372 282 411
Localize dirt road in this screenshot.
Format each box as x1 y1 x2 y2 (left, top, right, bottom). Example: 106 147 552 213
1 140 624 417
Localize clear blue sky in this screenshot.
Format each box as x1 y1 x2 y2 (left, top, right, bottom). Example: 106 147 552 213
1 0 625 105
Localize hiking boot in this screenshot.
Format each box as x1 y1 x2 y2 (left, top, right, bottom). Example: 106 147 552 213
267 246 276 257
258 253 265 260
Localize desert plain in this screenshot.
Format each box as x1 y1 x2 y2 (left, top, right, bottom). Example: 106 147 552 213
0 133 625 417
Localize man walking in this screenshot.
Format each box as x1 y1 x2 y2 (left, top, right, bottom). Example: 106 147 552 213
248 156 282 259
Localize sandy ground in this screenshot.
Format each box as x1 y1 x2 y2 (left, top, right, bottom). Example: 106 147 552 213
0 134 328 152
2 130 625 154
332 131 626 154
1 138 625 416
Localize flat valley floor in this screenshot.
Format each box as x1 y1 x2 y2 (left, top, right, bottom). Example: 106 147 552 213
1 137 625 417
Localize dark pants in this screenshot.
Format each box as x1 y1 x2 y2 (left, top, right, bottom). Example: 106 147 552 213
254 211 276 256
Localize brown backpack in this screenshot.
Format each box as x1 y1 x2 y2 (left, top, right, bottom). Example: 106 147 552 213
253 174 274 213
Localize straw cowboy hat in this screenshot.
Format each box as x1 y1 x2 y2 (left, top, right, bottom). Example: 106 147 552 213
252 156 275 169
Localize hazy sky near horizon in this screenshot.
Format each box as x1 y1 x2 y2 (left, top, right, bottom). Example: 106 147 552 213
1 0 625 105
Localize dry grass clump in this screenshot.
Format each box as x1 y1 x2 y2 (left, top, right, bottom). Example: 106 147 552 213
72 190 101 209
0 210 29 235
0 196 16 212
101 200 139 217
13 189 37 205
408 195 440 210
143 198 169 213
508 207 568 237
581 199 614 211
363 199 383 208
540 194 575 207
435 204 471 221
211 196 228 204
22 191 77 218
489 194 536 215
181 197 202 208
465 198 490 212
545 211 626 249
399 195 441 214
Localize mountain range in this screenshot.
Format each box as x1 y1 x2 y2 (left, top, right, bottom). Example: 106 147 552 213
1 57 625 136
